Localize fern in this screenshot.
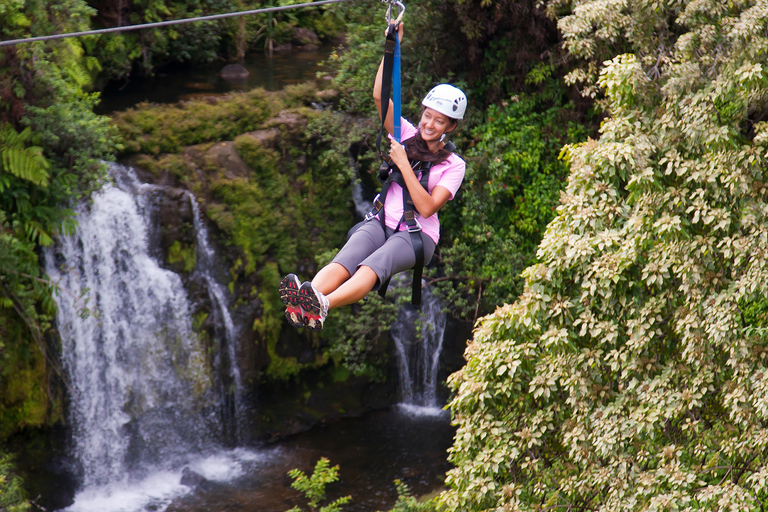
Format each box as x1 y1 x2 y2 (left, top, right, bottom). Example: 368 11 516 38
0 124 50 191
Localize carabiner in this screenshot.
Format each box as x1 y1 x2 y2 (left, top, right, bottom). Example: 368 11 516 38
383 0 405 24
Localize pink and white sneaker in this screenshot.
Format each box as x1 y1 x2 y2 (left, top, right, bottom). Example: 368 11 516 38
299 281 329 331
279 273 304 328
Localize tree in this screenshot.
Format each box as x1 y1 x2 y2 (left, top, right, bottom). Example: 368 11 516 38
443 0 768 510
0 0 117 442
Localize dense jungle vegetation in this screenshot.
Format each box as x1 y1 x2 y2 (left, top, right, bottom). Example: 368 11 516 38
4 0 768 510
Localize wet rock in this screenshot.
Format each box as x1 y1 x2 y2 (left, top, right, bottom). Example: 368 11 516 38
272 42 293 53
292 27 319 47
180 467 208 488
204 141 252 180
219 63 249 82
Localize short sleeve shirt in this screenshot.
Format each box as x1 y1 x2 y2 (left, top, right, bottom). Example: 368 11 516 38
383 118 466 244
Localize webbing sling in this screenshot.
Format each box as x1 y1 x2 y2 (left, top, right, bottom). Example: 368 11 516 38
376 23 400 156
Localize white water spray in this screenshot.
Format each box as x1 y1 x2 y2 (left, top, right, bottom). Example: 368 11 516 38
45 164 248 510
390 282 447 410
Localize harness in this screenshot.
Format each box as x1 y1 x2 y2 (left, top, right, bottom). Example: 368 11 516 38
364 144 454 305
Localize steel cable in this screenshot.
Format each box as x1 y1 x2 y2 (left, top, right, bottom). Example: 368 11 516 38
0 0 353 48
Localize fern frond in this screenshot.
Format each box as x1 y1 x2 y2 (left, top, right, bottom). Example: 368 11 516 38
1 146 50 187
23 220 53 247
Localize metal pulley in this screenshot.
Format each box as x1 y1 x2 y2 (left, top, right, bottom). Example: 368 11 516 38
383 0 405 24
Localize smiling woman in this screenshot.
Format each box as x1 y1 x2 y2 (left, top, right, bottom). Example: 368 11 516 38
278 21 467 331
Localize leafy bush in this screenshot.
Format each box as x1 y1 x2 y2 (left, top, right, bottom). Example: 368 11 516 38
0 453 30 512
388 480 439 512
443 1 768 509
112 88 282 155
286 457 351 512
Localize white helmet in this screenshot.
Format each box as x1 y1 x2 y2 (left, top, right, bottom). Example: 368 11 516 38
422 84 467 120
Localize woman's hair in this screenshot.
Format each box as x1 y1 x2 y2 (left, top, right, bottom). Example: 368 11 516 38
404 116 458 165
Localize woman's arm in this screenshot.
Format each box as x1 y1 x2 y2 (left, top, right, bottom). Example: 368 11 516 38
372 23 403 136
388 139 452 219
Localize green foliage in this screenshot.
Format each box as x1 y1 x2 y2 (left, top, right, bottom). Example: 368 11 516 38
167 240 196 272
0 0 117 440
112 88 281 155
85 0 233 78
286 457 351 512
445 0 563 106
325 282 401 381
0 125 49 190
388 480 439 512
0 453 30 512
0 210 61 438
444 1 768 509
438 85 590 319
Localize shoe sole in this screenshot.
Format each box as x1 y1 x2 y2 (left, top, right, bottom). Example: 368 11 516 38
279 274 303 328
279 274 301 306
299 282 324 331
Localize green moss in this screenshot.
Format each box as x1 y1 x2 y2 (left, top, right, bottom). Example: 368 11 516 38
167 240 196 272
112 88 284 155
192 311 209 332
265 342 303 381
253 263 282 348
0 320 55 439
232 134 280 176
283 82 320 107
329 365 351 383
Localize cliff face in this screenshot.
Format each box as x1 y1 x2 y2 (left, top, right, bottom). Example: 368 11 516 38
115 87 401 440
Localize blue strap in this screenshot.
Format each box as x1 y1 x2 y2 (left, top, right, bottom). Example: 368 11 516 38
393 35 401 143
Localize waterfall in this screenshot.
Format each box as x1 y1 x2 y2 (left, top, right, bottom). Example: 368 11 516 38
351 179 372 218
188 195 246 442
45 164 251 511
390 283 447 411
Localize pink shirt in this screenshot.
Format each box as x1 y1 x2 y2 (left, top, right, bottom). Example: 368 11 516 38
383 118 466 243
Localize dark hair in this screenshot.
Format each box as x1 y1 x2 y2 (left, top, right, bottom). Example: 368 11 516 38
403 115 457 165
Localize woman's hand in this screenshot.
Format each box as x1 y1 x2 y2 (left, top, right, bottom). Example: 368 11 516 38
389 139 409 170
384 22 404 42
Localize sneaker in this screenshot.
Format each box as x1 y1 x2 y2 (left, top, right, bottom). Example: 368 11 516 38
279 274 304 328
299 281 329 331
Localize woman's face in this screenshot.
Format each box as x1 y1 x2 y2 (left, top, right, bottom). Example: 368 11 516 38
419 107 455 142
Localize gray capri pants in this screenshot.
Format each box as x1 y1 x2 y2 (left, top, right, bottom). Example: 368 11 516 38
332 220 436 290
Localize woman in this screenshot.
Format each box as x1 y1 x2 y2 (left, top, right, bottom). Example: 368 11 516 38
279 22 467 331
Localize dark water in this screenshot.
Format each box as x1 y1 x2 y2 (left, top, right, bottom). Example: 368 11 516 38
166 406 454 512
95 46 335 114
14 407 454 512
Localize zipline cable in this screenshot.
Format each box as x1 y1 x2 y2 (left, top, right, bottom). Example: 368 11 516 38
0 0 353 48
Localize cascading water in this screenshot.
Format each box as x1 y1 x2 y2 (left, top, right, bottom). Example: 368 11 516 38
45 163 254 512
188 195 246 442
390 282 447 411
351 171 448 413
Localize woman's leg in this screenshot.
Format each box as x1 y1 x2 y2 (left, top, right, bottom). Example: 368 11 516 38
311 221 386 297
311 262 351 296
325 266 378 309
